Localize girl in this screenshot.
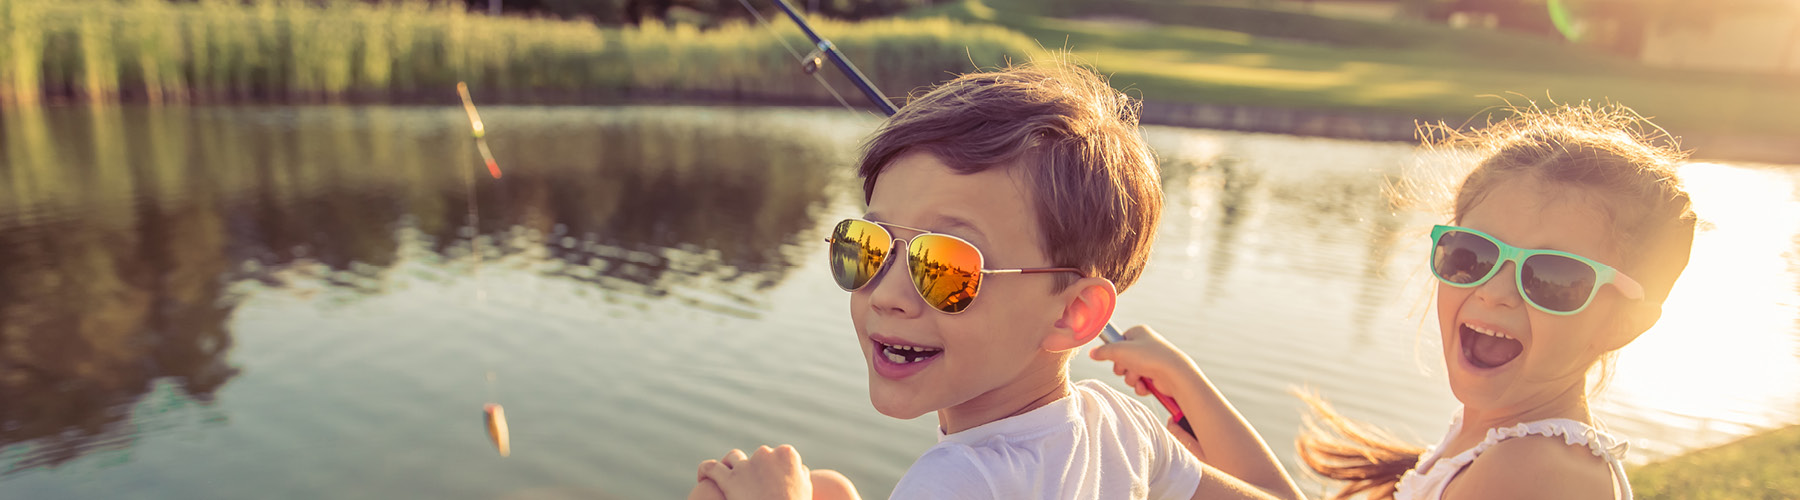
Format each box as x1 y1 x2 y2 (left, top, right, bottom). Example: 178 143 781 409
1097 105 1696 499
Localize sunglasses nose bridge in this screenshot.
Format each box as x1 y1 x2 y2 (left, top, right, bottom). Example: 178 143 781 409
861 236 935 315
866 236 907 286
1471 259 1528 305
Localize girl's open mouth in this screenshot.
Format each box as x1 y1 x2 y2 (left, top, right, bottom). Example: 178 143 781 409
1461 323 1522 369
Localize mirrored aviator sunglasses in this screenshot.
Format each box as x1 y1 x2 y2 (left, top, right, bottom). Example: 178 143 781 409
826 218 1084 314
1428 225 1645 315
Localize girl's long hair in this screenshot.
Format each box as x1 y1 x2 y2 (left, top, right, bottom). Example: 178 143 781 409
1296 392 1425 500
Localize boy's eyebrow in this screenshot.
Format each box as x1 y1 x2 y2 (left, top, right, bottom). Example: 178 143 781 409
861 212 989 243
934 216 988 243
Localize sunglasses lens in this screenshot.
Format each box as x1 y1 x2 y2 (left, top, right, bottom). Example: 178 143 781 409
1521 254 1598 313
1432 230 1499 285
908 234 983 313
829 219 890 291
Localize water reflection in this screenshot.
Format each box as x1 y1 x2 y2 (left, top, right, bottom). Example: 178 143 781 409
0 105 855 476
0 199 238 474
1151 135 1418 344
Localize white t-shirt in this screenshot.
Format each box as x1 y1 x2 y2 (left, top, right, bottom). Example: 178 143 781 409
889 379 1203 500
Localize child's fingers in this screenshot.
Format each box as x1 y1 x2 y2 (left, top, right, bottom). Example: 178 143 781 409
767 444 804 469
1127 374 1150 396
686 478 726 500
721 449 748 469
696 459 720 482
697 460 733 487
1121 324 1160 342
1088 342 1113 361
1089 341 1143 364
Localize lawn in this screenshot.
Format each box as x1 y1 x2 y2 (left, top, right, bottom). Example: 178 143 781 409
1631 424 1800 499
905 0 1800 138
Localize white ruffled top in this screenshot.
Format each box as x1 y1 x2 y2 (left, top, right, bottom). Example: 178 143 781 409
1394 409 1633 500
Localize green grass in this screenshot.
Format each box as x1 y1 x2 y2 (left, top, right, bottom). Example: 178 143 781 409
1631 424 1800 499
0 0 1041 106
906 0 1800 138
4 0 1795 139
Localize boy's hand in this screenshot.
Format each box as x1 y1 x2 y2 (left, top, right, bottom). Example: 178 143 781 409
1088 325 1199 397
697 445 813 500
688 478 725 500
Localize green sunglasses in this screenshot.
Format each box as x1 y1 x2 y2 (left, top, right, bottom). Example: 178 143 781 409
1429 225 1644 315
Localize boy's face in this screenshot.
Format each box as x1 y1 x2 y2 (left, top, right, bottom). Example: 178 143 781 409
853 151 1070 427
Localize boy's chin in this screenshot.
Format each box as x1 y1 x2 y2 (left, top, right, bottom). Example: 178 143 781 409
867 384 935 419
870 399 932 420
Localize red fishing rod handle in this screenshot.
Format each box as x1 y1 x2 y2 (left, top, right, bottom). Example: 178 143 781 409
1099 324 1193 435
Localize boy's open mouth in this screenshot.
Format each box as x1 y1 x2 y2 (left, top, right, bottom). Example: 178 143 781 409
876 339 943 365
1461 323 1522 369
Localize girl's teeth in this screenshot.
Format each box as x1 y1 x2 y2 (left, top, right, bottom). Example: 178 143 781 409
884 350 910 363
1466 323 1513 339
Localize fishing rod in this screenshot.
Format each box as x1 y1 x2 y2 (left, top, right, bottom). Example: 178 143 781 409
736 0 899 116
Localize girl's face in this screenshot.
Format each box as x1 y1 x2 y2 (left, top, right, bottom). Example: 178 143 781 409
1437 176 1633 417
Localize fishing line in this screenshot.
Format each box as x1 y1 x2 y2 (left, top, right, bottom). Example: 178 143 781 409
734 0 866 115
458 81 511 458
456 82 498 307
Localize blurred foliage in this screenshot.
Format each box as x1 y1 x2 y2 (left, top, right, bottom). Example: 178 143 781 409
467 0 949 26
0 0 1040 106
1398 0 1800 56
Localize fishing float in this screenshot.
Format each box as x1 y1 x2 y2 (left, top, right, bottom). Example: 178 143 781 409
456 82 504 179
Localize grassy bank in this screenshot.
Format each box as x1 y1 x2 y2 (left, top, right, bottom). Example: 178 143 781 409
910 0 1800 139
1631 424 1800 499
0 0 1040 106
5 0 1796 141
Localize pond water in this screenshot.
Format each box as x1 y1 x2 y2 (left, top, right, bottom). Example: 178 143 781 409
1 105 1795 499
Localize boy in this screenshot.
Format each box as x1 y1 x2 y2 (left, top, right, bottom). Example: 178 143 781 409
691 61 1303 500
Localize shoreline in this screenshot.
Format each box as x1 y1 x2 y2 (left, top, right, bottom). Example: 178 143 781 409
11 93 1793 165
1135 100 1800 166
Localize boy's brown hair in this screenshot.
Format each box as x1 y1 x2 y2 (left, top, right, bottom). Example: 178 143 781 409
856 60 1163 292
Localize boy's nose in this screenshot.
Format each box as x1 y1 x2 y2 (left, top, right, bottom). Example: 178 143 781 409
866 240 925 317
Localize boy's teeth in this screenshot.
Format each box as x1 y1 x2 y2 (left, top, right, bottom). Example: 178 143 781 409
1466 323 1513 339
879 341 941 364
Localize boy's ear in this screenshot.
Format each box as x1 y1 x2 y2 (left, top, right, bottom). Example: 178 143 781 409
1044 277 1117 352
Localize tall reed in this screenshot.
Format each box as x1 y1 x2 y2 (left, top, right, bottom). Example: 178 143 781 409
0 0 1040 105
